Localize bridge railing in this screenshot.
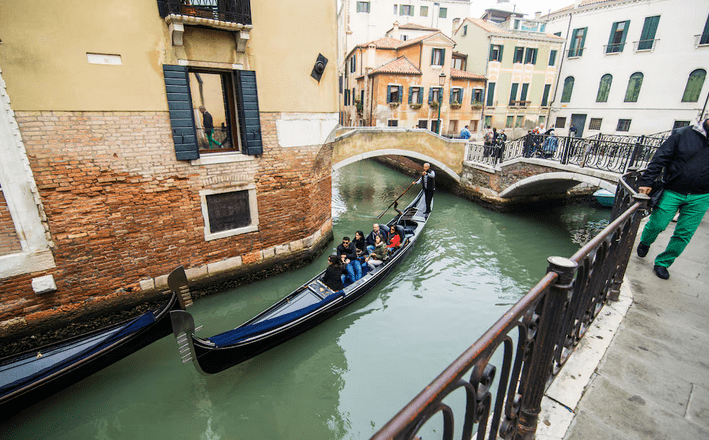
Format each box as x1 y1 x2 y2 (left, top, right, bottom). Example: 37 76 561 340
467 132 668 174
372 170 650 440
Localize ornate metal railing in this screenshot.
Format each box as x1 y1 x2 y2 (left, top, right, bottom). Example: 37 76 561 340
373 170 650 440
467 132 668 174
157 0 252 25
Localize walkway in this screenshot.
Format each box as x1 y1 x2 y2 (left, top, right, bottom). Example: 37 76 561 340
538 210 709 439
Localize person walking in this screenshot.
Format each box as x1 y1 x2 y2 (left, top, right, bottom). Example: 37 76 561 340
459 125 472 140
636 116 709 279
413 162 436 215
199 106 221 149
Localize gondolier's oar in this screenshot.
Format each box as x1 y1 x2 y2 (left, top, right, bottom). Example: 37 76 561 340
376 181 415 219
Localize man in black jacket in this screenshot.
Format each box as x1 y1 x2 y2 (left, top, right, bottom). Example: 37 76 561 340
336 236 361 282
636 117 709 279
365 224 388 254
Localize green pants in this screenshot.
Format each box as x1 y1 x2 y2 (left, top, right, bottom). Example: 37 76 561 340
640 189 709 267
206 128 221 148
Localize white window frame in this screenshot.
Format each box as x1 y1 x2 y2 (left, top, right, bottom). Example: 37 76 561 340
200 183 259 241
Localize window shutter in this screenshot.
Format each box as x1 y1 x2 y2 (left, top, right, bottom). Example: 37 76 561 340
607 22 619 48
579 28 587 55
619 21 630 50
163 65 199 161
498 46 503 61
235 70 263 155
532 49 537 64
441 49 446 66
541 84 551 106
398 86 403 103
489 44 494 61
450 88 455 103
429 87 434 104
387 85 392 103
459 88 464 103
408 87 413 104
486 83 495 106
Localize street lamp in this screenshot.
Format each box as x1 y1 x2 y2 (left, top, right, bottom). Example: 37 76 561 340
437 72 446 135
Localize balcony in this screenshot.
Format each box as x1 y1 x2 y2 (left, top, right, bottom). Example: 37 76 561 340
633 39 659 52
158 0 252 25
603 42 626 54
695 33 709 48
509 100 530 108
566 47 585 58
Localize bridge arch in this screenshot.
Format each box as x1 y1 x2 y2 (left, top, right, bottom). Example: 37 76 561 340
331 128 466 182
499 171 617 198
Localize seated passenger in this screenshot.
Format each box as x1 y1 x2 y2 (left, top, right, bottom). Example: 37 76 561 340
336 236 362 283
353 231 366 259
366 223 389 254
321 255 344 292
387 225 401 249
365 235 388 271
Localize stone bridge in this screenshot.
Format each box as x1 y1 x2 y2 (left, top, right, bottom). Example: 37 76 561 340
330 128 621 208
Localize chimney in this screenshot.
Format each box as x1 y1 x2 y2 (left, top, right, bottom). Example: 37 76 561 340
535 11 541 19
452 18 460 34
366 43 376 69
391 21 400 40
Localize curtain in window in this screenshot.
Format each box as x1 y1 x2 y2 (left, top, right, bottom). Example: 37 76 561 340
624 72 643 102
561 77 574 103
596 74 613 102
681 69 706 102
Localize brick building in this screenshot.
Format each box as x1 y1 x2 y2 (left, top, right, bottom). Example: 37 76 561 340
0 0 338 337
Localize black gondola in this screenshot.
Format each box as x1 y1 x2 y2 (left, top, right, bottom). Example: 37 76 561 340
170 190 431 374
0 266 191 420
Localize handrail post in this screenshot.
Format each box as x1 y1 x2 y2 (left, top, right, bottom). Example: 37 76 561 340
607 192 649 301
515 256 578 440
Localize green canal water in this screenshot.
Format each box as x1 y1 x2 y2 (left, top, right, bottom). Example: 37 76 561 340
3 160 610 439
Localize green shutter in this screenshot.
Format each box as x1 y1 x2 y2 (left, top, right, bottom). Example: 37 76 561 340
541 84 551 106
398 86 403 103
639 16 660 50
428 87 434 104
619 20 630 51
408 87 413 104
607 22 619 52
235 70 263 155
163 65 199 161
596 74 613 102
520 83 529 102
702 15 709 45
441 49 446 66
418 88 423 104
486 83 495 106
561 77 574 103
387 85 392 103
682 69 707 102
509 83 518 105
498 45 503 62
549 50 557 66
624 72 643 102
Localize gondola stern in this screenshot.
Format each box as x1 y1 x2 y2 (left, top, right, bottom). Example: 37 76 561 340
169 310 208 375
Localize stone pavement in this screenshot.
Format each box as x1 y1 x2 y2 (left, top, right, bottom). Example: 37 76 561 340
537 210 709 440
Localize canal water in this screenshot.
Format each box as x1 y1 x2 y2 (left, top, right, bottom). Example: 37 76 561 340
3 160 609 439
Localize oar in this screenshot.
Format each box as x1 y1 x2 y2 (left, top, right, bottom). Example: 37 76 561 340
376 181 416 219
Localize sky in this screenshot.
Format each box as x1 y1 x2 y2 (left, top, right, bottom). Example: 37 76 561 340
470 0 576 18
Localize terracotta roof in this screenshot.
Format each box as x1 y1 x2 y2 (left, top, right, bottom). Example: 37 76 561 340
466 18 510 35
398 23 439 31
450 68 486 80
398 31 456 49
355 37 402 50
370 56 422 75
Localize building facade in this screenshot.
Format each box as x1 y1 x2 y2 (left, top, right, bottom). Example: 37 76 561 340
544 0 709 137
453 18 564 137
0 0 338 336
341 31 486 137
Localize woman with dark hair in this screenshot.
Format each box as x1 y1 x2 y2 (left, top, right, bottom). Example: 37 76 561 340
365 235 388 271
353 231 366 257
321 255 344 292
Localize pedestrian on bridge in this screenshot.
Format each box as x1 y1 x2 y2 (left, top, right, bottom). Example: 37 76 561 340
636 116 709 279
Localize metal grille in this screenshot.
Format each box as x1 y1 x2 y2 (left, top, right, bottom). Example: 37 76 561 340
158 0 252 25
206 190 250 233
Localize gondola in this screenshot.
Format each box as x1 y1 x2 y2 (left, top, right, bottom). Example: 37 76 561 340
170 190 431 374
0 266 192 420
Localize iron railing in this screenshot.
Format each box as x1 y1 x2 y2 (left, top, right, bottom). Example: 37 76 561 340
467 131 671 174
373 170 650 440
157 0 252 25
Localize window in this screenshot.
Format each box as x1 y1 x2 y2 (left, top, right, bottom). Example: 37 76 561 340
452 57 464 70
393 4 397 14
400 5 413 16
617 119 632 131
638 16 660 50
681 69 706 102
387 85 403 103
486 83 496 106
569 28 587 57
408 86 423 105
430 120 439 133
541 84 551 106
350 54 356 73
514 19 521 30
472 88 484 104
418 120 428 129
556 117 566 128
514 47 524 63
450 87 463 104
509 83 519 106
449 120 459 133
344 89 350 106
606 20 630 53
549 50 557 66
484 115 492 128
388 120 399 127
524 48 538 64
561 76 574 103
538 116 546 126
439 7 447 18
401 35 409 41
596 74 613 102
515 116 524 128
589 118 602 130
520 83 529 103
554 31 562 37
624 72 643 102
463 25 468 36
431 48 445 66
201 185 258 240
673 120 691 130
700 14 709 45
506 115 514 128
420 5 428 16
489 45 503 62
356 1 370 13
429 87 443 104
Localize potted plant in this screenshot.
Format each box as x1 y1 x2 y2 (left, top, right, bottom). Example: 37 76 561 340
471 101 483 109
355 99 363 115
430 100 439 109
450 100 461 109
389 101 400 108
410 103 422 109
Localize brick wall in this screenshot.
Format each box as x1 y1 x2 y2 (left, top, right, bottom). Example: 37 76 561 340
0 110 332 332
0 191 22 256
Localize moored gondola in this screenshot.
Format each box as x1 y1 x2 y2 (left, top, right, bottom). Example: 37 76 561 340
170 190 431 374
0 266 191 420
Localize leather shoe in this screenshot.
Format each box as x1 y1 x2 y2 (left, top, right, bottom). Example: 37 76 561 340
637 243 650 258
653 265 670 279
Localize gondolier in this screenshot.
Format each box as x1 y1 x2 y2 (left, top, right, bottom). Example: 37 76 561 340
413 163 435 215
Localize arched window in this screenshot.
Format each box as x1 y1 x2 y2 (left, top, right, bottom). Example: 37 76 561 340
596 74 613 102
561 76 574 103
624 72 644 102
681 69 707 102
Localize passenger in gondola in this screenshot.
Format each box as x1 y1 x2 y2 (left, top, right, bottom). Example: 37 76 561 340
322 255 345 292
336 236 362 283
353 231 366 258
365 235 388 271
387 225 402 249
366 223 389 254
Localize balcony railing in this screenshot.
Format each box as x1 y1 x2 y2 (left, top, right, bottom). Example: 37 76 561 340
634 39 658 52
695 33 709 47
509 100 530 108
158 0 252 25
566 47 585 58
603 42 626 54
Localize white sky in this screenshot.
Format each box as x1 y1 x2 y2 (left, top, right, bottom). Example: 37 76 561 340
470 0 575 18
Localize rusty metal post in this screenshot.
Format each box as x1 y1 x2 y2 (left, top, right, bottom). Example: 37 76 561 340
515 256 577 440
607 193 649 301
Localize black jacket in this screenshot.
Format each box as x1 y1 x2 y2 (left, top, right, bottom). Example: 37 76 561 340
365 228 388 247
638 122 709 195
322 264 344 291
336 242 357 261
